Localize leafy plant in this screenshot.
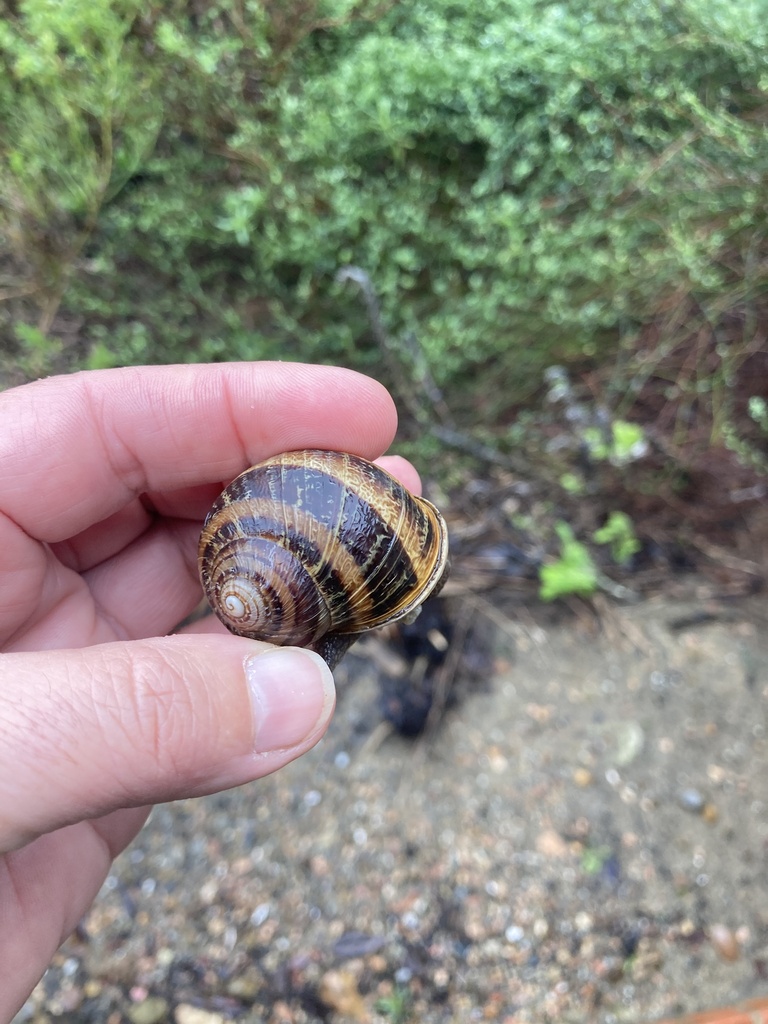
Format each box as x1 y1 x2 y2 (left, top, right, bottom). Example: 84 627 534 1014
11 320 63 378
748 397 768 436
559 471 587 496
0 0 766 444
375 986 412 1024
582 420 648 466
539 522 598 601
593 511 641 565
722 394 768 474
0 0 163 335
580 844 614 876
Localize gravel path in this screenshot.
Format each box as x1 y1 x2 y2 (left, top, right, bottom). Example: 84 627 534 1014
17 591 768 1024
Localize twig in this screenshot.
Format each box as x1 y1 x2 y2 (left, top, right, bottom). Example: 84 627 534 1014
336 265 529 471
595 572 641 603
335 265 427 426
432 424 533 475
688 536 763 577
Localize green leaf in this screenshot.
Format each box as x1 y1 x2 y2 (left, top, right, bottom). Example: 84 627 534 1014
593 511 641 564
539 522 598 601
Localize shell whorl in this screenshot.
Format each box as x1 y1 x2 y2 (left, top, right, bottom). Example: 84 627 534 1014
198 450 449 662
199 532 331 648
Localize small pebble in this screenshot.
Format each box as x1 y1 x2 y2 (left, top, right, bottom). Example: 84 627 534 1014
702 802 719 824
317 969 368 1020
536 829 569 859
128 998 169 1024
333 931 385 958
573 768 593 787
678 788 705 813
175 1007 225 1024
269 1000 294 1024
598 956 624 982
709 923 741 962
574 911 593 932
226 973 262 1000
53 987 83 1013
61 957 80 978
525 702 553 724
614 721 645 766
707 764 727 784
433 967 450 988
251 902 271 926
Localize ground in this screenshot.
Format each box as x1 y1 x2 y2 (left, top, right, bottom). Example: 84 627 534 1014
18 581 768 1024
11 338 768 1023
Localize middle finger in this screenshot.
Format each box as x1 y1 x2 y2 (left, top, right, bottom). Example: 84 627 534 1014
82 518 202 640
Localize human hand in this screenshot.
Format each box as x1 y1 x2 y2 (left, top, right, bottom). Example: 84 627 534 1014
0 362 419 1017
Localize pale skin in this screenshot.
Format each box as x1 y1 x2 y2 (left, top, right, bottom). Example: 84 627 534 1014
0 362 421 1018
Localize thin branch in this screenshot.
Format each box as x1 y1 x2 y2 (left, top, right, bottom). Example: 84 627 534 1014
336 265 530 472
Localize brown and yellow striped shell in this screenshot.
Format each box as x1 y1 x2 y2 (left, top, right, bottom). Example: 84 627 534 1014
198 450 449 668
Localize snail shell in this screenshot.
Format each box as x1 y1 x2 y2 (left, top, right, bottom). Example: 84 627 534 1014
198 449 449 667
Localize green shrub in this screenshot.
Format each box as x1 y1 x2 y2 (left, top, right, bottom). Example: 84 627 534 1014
0 0 162 333
1 0 766 417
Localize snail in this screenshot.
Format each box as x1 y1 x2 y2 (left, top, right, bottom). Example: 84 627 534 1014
198 449 450 668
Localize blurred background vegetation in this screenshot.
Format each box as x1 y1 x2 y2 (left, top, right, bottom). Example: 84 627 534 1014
0 0 766 580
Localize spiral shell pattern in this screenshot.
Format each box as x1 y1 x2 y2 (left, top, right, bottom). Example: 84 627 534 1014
198 450 449 654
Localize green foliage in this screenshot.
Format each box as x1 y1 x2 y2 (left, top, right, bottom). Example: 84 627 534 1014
559 471 586 496
85 339 120 370
0 0 162 331
593 511 641 565
749 397 768 436
539 522 598 601
580 844 613 876
11 319 62 377
1 0 767 419
375 986 412 1024
582 420 647 466
723 394 768 474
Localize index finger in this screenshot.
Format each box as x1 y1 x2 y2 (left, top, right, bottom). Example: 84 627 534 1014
0 362 399 542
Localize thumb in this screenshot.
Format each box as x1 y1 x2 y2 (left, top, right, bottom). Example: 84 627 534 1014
0 635 335 853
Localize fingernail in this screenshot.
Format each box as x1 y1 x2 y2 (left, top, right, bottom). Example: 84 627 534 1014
245 647 335 753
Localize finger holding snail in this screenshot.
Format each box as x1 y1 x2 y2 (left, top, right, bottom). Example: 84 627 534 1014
373 455 422 497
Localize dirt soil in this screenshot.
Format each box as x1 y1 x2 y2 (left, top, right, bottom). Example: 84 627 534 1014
18 581 768 1024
